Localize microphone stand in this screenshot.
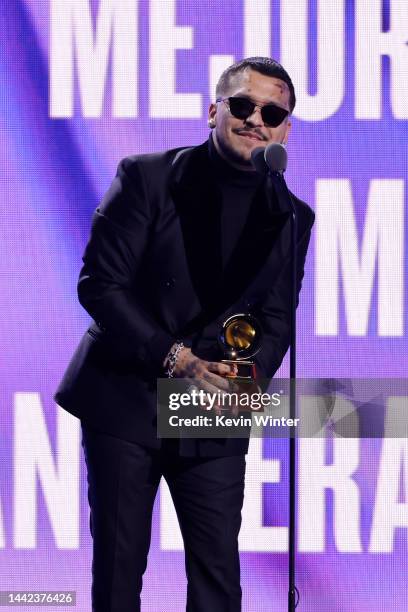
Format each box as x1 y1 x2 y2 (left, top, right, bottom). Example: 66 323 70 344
267 169 299 611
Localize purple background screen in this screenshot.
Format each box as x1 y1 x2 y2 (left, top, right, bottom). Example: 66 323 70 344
1 1 407 610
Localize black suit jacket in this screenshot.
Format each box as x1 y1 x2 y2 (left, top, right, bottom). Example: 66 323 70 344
54 140 315 456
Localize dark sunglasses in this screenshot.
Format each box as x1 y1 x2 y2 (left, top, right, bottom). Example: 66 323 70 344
216 96 289 127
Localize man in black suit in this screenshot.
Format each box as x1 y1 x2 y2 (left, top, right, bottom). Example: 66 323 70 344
55 57 315 611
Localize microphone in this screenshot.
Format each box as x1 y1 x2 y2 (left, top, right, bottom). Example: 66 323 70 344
264 142 287 174
250 147 268 174
253 141 298 612
250 143 288 174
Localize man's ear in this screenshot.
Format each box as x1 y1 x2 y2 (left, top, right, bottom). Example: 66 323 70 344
282 118 292 145
208 103 217 127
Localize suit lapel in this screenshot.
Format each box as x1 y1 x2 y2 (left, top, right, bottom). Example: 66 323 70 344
169 141 293 320
169 143 223 310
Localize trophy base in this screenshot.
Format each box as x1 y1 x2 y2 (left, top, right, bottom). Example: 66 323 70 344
221 359 257 382
221 359 262 412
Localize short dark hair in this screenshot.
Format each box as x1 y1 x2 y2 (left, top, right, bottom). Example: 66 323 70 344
215 57 296 113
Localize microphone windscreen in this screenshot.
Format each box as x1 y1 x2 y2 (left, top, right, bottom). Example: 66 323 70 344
250 147 268 174
264 143 288 173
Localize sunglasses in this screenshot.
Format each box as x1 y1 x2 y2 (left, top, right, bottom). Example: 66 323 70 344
216 96 289 127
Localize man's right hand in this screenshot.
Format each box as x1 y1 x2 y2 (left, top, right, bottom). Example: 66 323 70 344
174 347 237 395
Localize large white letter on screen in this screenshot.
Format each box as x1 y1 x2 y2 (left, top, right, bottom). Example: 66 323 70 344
356 0 408 119
298 438 362 552
280 0 344 120
238 438 286 552
50 0 137 117
315 179 404 336
149 0 201 118
14 394 80 548
370 400 408 553
243 0 271 57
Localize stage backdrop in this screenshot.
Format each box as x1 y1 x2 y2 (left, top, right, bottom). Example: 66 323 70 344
1 1 407 610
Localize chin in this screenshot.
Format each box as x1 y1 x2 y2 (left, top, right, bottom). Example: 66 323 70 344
228 142 252 161
228 149 252 165
235 146 257 163
217 137 253 166
235 138 265 158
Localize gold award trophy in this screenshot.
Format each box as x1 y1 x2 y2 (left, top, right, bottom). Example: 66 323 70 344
219 313 262 384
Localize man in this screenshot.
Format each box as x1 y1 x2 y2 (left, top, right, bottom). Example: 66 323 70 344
55 57 315 611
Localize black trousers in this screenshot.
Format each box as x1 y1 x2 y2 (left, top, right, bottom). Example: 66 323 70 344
81 423 246 612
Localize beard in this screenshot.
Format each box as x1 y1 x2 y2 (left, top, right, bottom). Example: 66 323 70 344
215 131 259 167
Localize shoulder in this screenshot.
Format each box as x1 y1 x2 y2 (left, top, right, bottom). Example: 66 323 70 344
117 144 197 181
97 146 193 222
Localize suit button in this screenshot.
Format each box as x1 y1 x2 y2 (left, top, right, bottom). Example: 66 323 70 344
165 277 176 288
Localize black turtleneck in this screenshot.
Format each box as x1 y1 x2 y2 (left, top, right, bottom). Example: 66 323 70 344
208 134 264 270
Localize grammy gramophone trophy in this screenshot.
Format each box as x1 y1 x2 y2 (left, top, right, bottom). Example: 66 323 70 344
218 313 262 384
